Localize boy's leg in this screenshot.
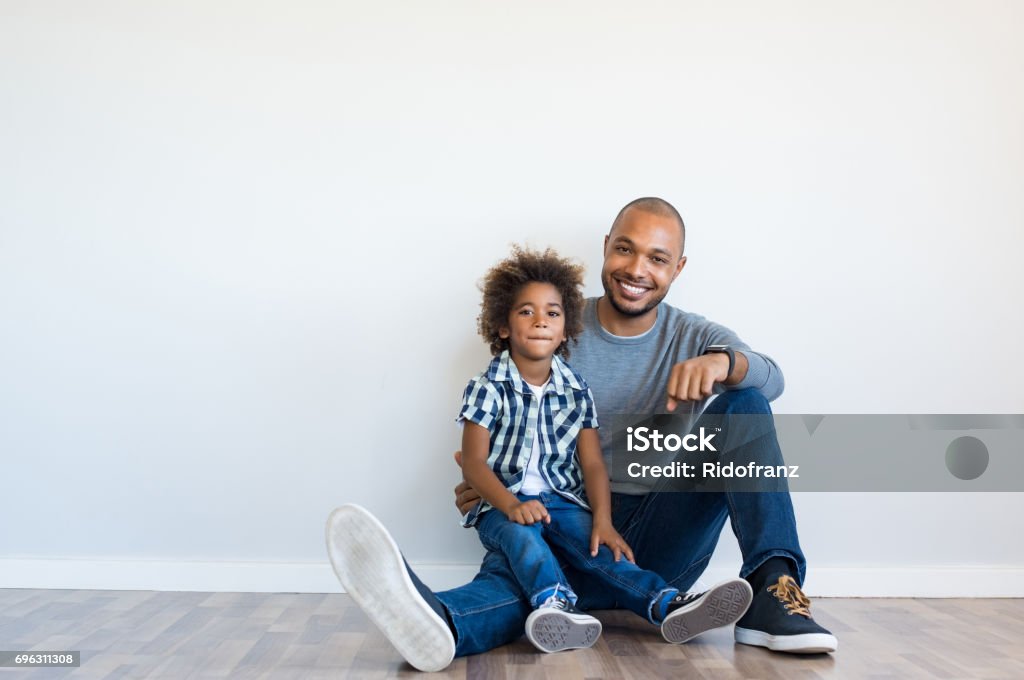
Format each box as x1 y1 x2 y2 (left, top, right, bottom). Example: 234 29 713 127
474 504 602 653
541 493 675 622
474 505 575 608
543 493 752 645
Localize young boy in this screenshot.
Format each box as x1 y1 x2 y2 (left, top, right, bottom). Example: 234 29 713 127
457 246 751 653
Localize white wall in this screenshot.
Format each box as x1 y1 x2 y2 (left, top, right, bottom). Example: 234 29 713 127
2 1 1022 595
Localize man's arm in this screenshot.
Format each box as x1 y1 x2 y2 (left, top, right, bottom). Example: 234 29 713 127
453 451 482 516
665 352 736 411
666 321 784 410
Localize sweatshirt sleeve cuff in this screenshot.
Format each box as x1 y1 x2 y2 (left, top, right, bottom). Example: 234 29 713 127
734 350 770 391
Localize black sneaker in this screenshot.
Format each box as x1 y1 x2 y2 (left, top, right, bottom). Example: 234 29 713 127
734 573 838 653
525 596 602 653
326 504 456 672
660 578 753 644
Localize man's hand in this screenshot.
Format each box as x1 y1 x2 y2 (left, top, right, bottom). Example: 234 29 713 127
453 450 482 515
590 518 634 562
666 353 731 411
506 500 551 525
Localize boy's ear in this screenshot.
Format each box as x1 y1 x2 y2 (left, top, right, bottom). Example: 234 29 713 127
498 326 510 339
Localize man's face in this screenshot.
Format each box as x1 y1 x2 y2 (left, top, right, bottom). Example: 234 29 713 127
601 208 687 317
499 282 567 363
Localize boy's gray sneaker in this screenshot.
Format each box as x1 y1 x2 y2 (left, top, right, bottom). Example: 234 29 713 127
525 596 602 653
325 504 456 672
661 578 753 644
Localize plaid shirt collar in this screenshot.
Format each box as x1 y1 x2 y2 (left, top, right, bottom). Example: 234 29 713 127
485 350 584 396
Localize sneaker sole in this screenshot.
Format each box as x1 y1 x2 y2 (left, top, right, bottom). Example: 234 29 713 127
734 626 838 654
525 609 602 653
325 504 456 672
661 578 754 644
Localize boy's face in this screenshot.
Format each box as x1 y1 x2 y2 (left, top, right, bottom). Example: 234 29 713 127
499 282 567 363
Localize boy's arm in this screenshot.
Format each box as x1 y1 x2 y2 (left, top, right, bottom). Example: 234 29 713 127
577 428 634 562
461 422 550 525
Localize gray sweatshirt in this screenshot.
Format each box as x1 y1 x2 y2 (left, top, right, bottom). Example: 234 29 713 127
568 297 784 494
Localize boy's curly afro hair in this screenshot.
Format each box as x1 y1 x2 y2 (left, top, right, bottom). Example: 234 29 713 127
478 245 586 359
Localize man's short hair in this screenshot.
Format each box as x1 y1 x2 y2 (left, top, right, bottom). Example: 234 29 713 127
478 246 585 358
611 197 686 254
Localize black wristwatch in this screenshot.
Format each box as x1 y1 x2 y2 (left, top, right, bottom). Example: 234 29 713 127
704 344 735 379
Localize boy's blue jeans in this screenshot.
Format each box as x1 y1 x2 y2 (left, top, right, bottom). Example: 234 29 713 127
436 388 807 657
475 492 676 623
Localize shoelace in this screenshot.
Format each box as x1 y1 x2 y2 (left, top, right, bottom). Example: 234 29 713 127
663 591 703 615
540 595 570 611
672 592 702 606
767 574 812 618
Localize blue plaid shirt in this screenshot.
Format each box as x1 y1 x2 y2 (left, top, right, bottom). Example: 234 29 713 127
456 350 600 527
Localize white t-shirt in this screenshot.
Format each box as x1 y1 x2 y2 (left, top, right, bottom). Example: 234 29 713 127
519 379 553 494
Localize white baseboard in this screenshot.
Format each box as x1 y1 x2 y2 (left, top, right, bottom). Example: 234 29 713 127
694 566 1024 598
2 558 1022 597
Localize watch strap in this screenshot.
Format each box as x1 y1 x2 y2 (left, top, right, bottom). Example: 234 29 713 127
704 344 735 380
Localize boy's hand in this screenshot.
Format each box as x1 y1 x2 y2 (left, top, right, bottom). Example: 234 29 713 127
506 500 550 525
590 519 635 563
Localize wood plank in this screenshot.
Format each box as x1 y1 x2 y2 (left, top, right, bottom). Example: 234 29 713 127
1 589 1022 678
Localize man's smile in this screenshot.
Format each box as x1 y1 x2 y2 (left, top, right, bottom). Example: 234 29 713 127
614 277 652 299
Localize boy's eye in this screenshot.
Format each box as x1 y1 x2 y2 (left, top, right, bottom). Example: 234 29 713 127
518 309 533 316
548 311 561 317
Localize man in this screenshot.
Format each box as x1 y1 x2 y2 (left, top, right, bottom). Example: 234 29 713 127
326 197 837 672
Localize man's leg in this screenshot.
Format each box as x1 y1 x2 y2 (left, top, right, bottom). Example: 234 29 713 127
435 549 533 656
326 504 528 671
581 389 836 653
697 388 836 653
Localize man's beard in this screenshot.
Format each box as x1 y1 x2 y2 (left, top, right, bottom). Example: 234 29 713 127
602 275 665 317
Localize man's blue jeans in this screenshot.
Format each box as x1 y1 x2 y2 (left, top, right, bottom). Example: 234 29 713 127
475 492 676 622
436 388 806 656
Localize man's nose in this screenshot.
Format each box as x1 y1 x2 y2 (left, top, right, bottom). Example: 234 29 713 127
624 254 645 279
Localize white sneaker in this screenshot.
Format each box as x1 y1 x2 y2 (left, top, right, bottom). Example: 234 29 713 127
525 596 602 653
325 504 456 672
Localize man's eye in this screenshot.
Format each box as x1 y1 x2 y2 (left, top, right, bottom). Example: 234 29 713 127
617 246 630 254
652 256 667 265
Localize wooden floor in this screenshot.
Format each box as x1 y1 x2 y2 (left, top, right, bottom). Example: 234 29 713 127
1 590 1023 679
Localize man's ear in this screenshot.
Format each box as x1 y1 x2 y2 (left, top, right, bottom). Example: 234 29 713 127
672 255 688 281
603 234 609 253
